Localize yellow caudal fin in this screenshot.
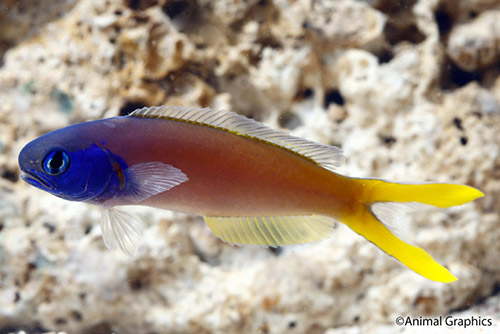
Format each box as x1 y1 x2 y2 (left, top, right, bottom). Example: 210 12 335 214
342 179 484 283
344 210 457 283
363 179 484 208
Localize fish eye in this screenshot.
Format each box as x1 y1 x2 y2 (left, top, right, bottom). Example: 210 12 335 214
43 149 70 175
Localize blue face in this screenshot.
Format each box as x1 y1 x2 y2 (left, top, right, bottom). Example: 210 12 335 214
18 128 118 202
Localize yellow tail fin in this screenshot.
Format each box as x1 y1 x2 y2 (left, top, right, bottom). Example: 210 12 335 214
365 180 484 208
343 179 484 283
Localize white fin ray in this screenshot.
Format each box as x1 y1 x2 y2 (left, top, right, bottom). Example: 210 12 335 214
124 162 188 203
101 207 144 256
129 106 343 171
204 215 336 246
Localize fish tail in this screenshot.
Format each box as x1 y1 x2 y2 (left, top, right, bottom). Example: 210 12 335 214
361 180 484 208
340 179 484 283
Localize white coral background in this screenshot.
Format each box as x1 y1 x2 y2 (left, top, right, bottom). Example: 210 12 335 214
0 0 499 333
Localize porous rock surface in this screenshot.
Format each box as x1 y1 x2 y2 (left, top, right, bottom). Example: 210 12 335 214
0 0 499 333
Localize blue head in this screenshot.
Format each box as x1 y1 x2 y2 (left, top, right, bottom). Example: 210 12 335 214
18 120 126 202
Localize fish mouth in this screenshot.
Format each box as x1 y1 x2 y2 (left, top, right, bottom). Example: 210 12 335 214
20 170 55 190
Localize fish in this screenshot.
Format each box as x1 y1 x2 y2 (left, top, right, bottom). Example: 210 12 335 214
18 106 483 282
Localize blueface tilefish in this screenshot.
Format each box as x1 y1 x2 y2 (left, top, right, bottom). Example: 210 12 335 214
18 106 484 283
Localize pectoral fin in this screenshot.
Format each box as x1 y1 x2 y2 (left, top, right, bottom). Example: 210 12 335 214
98 162 187 255
124 161 189 203
101 207 144 256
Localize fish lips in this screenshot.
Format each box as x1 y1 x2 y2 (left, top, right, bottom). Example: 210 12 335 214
20 169 55 191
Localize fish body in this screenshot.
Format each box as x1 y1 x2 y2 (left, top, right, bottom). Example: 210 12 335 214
102 116 352 216
18 106 483 283
21 115 351 215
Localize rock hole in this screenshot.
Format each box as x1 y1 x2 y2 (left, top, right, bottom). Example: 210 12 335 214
294 87 314 101
268 246 282 256
450 66 481 87
2 169 18 182
126 0 158 11
324 89 345 108
230 0 279 32
376 0 426 45
126 0 140 10
119 101 147 116
302 87 314 99
71 310 83 322
435 9 453 36
132 13 150 23
380 135 397 147
453 117 463 131
384 21 426 45
162 0 191 20
128 268 152 291
256 35 282 50
377 49 394 64
14 291 20 303
24 262 36 283
440 60 482 89
84 224 92 235
43 222 56 233
374 0 417 15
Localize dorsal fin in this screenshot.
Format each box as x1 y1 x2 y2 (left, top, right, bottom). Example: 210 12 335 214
129 106 343 171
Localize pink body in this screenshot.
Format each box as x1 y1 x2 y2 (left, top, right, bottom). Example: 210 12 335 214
99 117 358 218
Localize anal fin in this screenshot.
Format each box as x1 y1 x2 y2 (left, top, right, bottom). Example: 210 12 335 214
203 215 335 246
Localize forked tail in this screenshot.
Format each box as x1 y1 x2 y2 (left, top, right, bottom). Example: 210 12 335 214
342 179 484 283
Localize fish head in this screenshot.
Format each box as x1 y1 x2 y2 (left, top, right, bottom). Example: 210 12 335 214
18 122 117 202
